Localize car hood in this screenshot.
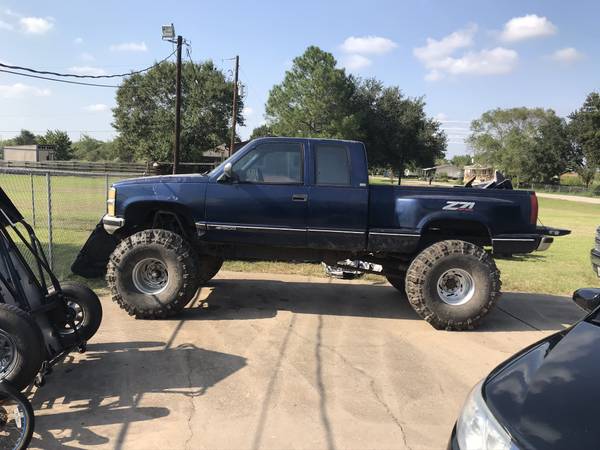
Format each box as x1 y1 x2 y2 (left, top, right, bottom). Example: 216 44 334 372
484 320 600 450
114 174 209 187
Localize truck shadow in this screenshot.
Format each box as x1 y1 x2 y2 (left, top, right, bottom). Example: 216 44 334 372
28 340 246 449
176 278 584 332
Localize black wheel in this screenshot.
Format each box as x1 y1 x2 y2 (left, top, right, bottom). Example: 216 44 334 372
106 229 199 319
196 256 223 284
0 305 44 392
405 240 501 331
385 274 406 293
56 282 103 345
0 381 34 450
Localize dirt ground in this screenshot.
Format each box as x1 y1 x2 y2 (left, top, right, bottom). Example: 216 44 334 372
28 271 585 450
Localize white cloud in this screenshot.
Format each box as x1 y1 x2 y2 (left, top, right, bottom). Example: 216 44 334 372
19 16 53 34
80 52 95 62
435 113 448 121
341 54 372 71
340 36 397 55
74 37 83 44
0 82 51 98
242 106 254 116
84 103 109 112
414 25 517 81
110 41 148 52
500 14 557 42
68 66 107 76
414 25 477 63
0 19 13 30
550 47 584 64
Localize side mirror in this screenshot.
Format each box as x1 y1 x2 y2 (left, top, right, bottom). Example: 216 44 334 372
217 162 234 183
572 288 600 312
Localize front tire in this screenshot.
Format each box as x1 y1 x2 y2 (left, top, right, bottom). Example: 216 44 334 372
405 240 501 331
106 229 199 319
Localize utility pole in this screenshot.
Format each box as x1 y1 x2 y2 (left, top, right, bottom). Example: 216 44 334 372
173 34 183 174
229 55 239 157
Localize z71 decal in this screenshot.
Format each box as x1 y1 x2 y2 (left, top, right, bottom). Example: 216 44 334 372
442 201 475 211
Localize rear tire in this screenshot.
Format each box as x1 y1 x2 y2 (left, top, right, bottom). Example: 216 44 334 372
0 305 44 391
106 229 199 319
405 240 501 331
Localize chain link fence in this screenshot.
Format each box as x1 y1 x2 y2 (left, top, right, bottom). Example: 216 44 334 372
0 168 132 279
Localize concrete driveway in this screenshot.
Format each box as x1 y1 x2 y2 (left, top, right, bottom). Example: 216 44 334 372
29 271 585 450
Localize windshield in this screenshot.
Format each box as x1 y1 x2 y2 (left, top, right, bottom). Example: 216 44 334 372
207 141 253 177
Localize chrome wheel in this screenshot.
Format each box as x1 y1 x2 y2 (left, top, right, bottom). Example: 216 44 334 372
132 258 169 295
0 331 16 378
59 300 84 335
436 268 475 306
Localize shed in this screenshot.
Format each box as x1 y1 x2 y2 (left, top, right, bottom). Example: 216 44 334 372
2 145 55 162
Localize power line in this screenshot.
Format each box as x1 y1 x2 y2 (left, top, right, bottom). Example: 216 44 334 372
0 69 120 87
0 49 177 79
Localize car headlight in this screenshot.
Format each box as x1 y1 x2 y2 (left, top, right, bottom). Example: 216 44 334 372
457 380 516 450
107 187 116 216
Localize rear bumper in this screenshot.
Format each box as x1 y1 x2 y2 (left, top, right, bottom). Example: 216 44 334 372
492 226 570 255
102 214 125 234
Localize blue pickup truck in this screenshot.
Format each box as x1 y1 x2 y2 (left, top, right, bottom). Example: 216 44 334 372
73 137 568 330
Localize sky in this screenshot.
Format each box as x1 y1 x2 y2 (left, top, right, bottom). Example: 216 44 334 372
0 0 598 158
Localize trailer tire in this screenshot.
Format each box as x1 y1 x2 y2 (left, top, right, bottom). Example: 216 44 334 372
57 282 103 345
0 304 44 391
107 229 199 319
197 256 223 285
405 240 501 331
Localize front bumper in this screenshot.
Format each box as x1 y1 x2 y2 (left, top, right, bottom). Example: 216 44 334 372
102 214 125 234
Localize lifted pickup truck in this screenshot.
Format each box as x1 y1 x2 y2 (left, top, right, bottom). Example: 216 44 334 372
73 137 569 330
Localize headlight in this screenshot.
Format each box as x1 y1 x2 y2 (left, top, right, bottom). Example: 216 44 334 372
457 380 515 450
107 187 116 216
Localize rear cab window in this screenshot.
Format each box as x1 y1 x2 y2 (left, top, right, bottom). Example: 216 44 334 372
314 143 351 186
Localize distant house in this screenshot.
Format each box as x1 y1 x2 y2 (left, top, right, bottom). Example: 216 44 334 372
463 164 494 183
2 144 55 162
422 164 463 179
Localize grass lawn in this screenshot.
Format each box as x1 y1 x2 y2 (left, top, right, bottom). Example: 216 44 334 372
2 172 598 296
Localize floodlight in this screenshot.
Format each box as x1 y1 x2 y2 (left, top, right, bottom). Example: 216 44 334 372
161 24 175 40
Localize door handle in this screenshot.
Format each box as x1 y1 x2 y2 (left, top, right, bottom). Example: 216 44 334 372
292 194 308 202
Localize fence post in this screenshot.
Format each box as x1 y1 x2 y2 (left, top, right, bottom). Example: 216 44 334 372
30 173 36 228
105 173 109 200
46 172 53 270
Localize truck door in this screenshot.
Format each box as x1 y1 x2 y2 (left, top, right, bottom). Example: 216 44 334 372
204 141 307 247
307 142 368 251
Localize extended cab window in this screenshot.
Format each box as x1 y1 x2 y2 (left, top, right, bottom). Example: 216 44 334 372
315 144 351 186
233 142 303 184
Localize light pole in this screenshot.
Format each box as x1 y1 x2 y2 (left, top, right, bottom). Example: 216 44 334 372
162 24 183 174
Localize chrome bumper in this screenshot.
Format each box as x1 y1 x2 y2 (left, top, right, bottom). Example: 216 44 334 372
102 214 124 234
536 236 554 251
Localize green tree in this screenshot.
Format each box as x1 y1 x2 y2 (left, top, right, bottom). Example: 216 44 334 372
355 79 446 183
265 46 360 138
38 129 72 160
450 154 472 168
250 124 275 139
468 107 574 184
569 92 600 188
113 60 243 163
72 135 116 161
7 129 38 145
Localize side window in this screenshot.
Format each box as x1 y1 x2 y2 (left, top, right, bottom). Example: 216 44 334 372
233 142 303 184
315 144 351 186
